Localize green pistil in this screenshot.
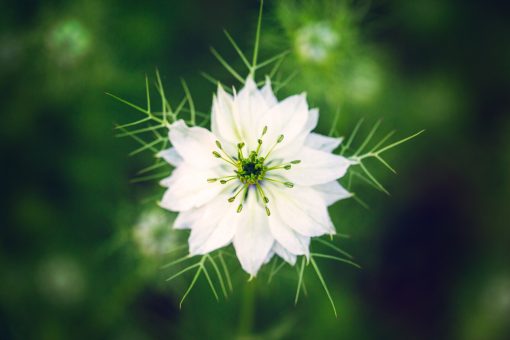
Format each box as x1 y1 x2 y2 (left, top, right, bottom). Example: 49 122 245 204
237 151 267 185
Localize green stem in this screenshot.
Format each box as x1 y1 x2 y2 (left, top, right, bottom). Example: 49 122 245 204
237 280 256 336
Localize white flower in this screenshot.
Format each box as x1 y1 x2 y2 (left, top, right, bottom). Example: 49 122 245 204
133 209 178 257
295 22 339 63
158 77 353 277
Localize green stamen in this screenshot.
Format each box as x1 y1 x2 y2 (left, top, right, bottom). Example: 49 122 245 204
228 184 246 203
212 150 237 166
255 183 269 204
237 142 245 160
264 134 285 159
256 126 267 154
216 140 237 164
265 177 294 188
266 161 298 171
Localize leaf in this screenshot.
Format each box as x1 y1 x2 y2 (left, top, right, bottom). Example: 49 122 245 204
219 251 233 292
166 262 201 282
310 253 361 269
315 238 354 259
224 30 251 70
179 263 203 308
252 0 264 70
202 264 219 302
341 118 364 155
359 162 390 195
310 257 337 318
181 79 196 125
294 257 306 305
207 255 229 298
354 120 381 156
210 47 244 83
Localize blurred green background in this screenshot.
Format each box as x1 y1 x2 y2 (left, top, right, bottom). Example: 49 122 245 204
1 0 510 339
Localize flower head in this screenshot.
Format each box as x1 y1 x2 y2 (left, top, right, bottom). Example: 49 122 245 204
159 77 352 276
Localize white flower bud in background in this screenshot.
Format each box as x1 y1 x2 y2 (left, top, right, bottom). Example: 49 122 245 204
347 59 382 104
46 19 91 67
295 22 339 63
133 208 178 257
37 256 86 305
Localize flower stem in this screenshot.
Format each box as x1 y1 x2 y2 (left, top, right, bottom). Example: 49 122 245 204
237 280 256 336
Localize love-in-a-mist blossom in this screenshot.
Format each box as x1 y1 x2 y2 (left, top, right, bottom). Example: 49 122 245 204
158 77 353 276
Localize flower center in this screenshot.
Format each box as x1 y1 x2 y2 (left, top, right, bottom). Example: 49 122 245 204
238 151 266 185
207 126 300 216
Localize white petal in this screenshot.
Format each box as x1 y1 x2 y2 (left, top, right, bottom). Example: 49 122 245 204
159 163 230 211
211 86 241 144
284 147 353 186
233 190 274 276
305 108 319 132
263 250 275 264
169 120 220 168
313 181 352 206
273 243 297 265
258 93 309 154
305 133 343 152
174 208 203 229
269 184 335 237
157 147 182 167
188 195 239 255
260 77 278 106
233 77 270 150
268 208 310 256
